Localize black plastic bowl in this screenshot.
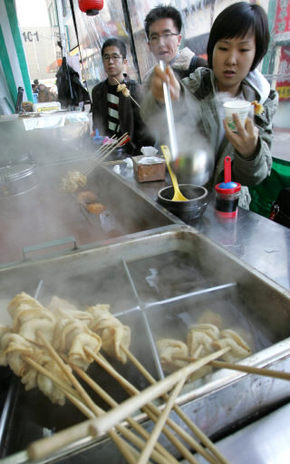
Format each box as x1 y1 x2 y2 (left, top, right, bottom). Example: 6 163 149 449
158 184 208 223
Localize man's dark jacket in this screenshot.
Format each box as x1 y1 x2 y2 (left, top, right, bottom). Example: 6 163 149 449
91 76 154 154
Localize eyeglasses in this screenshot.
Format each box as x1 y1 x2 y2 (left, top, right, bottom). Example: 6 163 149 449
148 32 179 44
103 54 123 62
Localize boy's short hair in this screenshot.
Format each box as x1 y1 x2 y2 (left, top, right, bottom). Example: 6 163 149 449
207 2 269 71
101 38 127 59
144 4 182 39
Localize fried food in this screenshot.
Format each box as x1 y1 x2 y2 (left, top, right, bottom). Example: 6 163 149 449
251 100 264 115
53 318 102 370
35 350 70 405
0 293 132 407
197 310 223 328
8 292 56 344
48 296 92 324
117 83 130 97
187 324 219 358
77 190 98 205
157 319 252 380
61 170 87 193
157 338 189 373
213 329 251 362
87 304 131 363
1 332 34 377
87 304 120 331
0 325 10 366
186 324 223 381
102 325 131 364
85 202 105 215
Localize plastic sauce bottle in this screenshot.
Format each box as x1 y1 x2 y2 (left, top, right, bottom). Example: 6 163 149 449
215 156 241 219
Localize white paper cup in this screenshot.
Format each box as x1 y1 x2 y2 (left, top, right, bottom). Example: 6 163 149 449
223 100 251 131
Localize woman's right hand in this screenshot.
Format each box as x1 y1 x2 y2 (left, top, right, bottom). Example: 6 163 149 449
150 64 180 103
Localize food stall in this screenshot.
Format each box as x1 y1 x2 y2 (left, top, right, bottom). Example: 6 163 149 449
0 112 289 463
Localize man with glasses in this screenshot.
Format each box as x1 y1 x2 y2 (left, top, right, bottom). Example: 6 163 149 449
144 5 207 80
92 38 154 155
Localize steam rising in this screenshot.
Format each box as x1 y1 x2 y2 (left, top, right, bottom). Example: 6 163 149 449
0 112 174 269
144 95 215 185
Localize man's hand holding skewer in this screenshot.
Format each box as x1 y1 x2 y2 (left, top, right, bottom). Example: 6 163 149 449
151 64 180 103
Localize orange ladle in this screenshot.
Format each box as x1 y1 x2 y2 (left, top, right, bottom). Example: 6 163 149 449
161 145 188 202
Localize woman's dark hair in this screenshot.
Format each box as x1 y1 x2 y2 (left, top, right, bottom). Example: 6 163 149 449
144 4 182 39
207 2 269 71
101 38 127 59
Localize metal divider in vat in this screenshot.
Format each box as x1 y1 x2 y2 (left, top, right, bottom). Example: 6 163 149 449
0 224 289 463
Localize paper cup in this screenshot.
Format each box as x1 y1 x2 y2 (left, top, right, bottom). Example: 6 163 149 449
223 100 251 131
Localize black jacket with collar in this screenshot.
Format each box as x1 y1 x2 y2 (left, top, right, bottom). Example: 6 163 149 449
91 75 155 154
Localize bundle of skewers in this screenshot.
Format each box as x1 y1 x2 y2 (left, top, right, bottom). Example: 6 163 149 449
59 131 130 219
60 131 130 194
1 292 289 464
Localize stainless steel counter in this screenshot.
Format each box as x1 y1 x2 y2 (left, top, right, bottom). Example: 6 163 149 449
198 203 290 291
117 166 290 291
114 167 290 463
195 402 290 464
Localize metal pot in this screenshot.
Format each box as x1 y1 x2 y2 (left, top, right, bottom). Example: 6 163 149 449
0 154 37 197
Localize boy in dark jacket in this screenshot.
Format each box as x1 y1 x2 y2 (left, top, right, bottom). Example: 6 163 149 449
92 38 154 155
144 5 207 80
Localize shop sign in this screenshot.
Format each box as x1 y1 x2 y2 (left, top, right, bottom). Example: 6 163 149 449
274 0 290 34
276 46 290 101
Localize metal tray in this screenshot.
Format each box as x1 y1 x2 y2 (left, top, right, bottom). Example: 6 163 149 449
0 224 289 463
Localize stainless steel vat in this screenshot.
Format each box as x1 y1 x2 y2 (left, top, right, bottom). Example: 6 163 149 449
0 224 289 463
0 164 174 267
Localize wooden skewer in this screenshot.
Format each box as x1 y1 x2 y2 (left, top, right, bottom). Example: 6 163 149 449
83 132 128 176
99 133 129 164
174 354 290 382
87 348 228 435
37 331 102 417
113 78 141 108
71 361 178 464
110 433 140 464
88 351 204 464
122 345 228 464
61 133 128 191
95 136 118 158
193 345 203 359
103 159 128 166
137 377 186 464
24 357 96 460
27 418 93 460
25 339 138 462
95 132 127 161
22 356 87 408
210 360 290 381
103 347 231 464
26 372 136 464
36 331 138 464
90 356 206 464
94 134 117 158
82 142 116 174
